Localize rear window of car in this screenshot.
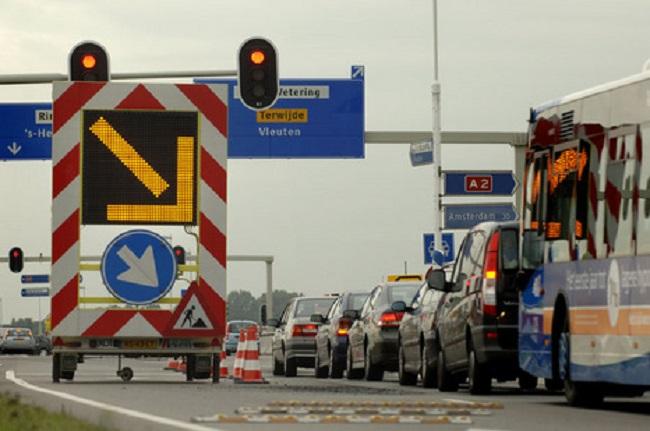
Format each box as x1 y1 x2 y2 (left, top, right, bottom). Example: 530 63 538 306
500 229 519 271
346 293 369 311
227 322 255 333
294 298 336 318
7 329 32 337
387 284 420 304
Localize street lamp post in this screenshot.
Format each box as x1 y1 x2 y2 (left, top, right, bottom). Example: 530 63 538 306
431 0 443 267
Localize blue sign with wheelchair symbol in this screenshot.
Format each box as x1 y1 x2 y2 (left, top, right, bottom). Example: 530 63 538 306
101 230 177 305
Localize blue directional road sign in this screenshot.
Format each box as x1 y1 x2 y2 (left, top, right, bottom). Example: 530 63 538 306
423 233 455 265
197 69 364 158
21 274 50 284
444 171 517 196
101 230 177 305
0 103 52 160
410 141 433 167
21 287 50 297
444 203 518 230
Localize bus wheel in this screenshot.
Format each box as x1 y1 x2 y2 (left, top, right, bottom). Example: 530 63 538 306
562 316 604 407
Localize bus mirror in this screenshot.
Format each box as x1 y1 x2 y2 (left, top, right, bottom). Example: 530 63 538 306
522 229 544 270
427 269 446 291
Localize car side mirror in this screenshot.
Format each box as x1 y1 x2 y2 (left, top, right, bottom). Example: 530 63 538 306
391 301 407 312
267 318 279 328
310 313 326 324
427 268 447 291
342 309 360 320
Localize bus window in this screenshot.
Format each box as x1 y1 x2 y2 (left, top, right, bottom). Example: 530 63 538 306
525 152 548 234
547 145 579 241
637 124 650 254
605 127 636 257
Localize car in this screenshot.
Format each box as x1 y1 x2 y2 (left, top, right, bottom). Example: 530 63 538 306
346 281 421 381
397 276 449 387
432 221 536 394
268 296 337 377
0 327 38 354
312 291 369 378
224 320 258 355
34 335 53 355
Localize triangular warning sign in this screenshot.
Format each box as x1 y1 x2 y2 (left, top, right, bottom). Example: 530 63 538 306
173 295 212 330
164 281 221 336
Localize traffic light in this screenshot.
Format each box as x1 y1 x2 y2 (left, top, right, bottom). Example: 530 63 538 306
173 246 186 266
69 41 109 81
238 37 278 110
9 247 23 273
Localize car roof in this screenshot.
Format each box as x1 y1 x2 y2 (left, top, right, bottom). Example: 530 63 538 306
292 296 337 301
469 221 519 234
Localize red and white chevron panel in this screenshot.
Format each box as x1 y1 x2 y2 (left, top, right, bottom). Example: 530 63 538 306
51 82 227 338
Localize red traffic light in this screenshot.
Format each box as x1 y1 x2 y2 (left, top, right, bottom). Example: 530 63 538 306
9 247 24 273
81 54 97 69
172 246 186 265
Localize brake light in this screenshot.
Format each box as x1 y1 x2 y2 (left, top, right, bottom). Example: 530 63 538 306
336 319 351 336
292 324 318 337
378 311 404 327
482 232 500 317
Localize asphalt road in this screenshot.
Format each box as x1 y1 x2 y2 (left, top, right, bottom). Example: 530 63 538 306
0 353 648 431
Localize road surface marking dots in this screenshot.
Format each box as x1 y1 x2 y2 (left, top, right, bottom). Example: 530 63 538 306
5 370 221 431
235 406 492 416
192 414 473 425
266 399 503 409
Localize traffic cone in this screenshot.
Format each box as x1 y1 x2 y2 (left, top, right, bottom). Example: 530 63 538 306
237 325 268 384
178 360 187 373
232 329 247 380
219 350 229 378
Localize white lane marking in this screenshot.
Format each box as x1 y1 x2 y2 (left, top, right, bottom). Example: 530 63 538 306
5 370 221 431
444 398 475 404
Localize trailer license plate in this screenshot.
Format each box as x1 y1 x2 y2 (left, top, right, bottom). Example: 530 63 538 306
122 339 158 349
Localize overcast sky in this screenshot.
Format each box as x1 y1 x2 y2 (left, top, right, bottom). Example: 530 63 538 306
1 0 649 322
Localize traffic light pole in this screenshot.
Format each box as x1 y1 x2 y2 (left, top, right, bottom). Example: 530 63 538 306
431 0 444 268
0 70 237 85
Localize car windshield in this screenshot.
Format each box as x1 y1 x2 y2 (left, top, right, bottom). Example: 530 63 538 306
347 293 369 311
227 321 255 333
387 284 420 304
294 298 336 318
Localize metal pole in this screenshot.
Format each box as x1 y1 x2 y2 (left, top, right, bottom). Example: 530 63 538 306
265 260 273 318
431 0 444 268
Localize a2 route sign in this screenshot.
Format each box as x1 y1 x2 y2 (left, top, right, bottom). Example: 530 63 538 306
444 171 517 196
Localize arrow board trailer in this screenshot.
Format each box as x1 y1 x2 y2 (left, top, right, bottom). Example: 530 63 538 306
51 81 228 383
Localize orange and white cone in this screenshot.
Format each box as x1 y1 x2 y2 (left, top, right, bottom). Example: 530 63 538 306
165 358 179 371
219 349 229 378
237 325 268 384
232 329 247 380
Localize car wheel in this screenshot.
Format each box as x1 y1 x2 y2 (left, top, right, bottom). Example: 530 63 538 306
284 350 297 377
364 344 384 381
186 354 196 382
421 341 438 388
544 378 563 392
518 370 538 391
329 345 344 379
436 348 458 392
314 349 328 378
346 342 363 380
468 348 491 395
273 350 285 376
398 343 417 386
61 370 75 381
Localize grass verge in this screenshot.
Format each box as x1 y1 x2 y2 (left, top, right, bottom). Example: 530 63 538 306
0 392 111 431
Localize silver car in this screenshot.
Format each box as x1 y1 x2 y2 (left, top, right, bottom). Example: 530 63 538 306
0 327 38 354
269 296 336 377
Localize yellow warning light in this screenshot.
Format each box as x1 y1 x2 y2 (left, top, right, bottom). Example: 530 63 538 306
250 50 265 65
82 54 97 69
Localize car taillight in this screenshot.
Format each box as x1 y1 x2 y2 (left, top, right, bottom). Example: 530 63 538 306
378 311 404 327
292 324 318 337
482 231 499 317
336 319 351 336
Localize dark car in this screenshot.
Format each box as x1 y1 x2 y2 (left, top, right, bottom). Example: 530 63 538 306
346 282 421 381
397 278 448 387
269 296 337 377
313 292 369 378
34 335 53 355
433 221 536 394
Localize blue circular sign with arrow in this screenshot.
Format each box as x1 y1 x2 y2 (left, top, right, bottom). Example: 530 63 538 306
101 230 177 305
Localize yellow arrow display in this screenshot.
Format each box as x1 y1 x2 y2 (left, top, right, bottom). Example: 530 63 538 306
89 117 170 198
